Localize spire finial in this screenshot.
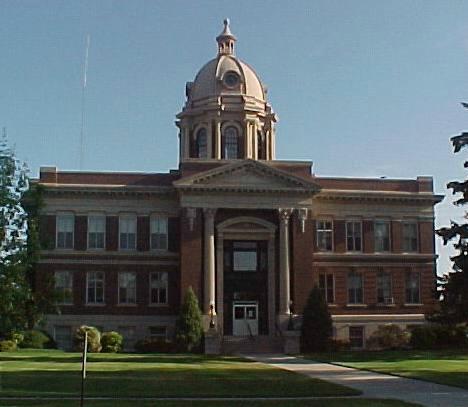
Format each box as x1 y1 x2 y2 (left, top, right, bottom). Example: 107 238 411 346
216 18 236 56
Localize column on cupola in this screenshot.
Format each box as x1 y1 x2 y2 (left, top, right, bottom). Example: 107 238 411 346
214 120 221 159
252 120 258 160
278 208 293 315
182 124 190 160
207 119 213 159
203 208 217 314
244 120 251 159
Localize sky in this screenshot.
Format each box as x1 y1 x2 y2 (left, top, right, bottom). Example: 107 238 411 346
1 0 467 274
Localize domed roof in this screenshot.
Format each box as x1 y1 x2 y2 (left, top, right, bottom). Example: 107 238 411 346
189 55 265 101
187 19 265 102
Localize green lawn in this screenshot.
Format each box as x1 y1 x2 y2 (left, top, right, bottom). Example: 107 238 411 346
0 350 359 398
306 349 468 389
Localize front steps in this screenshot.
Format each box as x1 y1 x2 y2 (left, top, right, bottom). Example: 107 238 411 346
222 335 282 354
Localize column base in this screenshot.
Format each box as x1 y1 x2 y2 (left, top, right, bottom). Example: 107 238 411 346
202 314 218 332
204 327 221 355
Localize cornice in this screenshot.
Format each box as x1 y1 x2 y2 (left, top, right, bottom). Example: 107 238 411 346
316 189 444 204
40 184 175 198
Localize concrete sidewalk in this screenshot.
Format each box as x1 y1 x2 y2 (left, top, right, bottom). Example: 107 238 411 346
248 354 468 407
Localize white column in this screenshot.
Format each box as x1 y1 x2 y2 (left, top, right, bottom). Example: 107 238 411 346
183 125 190 160
207 120 213 159
203 208 216 314
215 120 221 159
279 208 293 315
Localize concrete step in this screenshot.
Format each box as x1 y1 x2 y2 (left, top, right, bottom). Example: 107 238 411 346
222 335 282 355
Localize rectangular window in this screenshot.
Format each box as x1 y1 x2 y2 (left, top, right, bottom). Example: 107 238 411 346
233 241 258 272
119 215 136 250
403 222 418 252
405 272 421 304
347 272 363 304
118 272 136 304
54 271 73 305
118 326 136 350
87 271 105 304
88 215 106 250
346 221 362 252
316 220 333 251
149 326 167 339
150 216 168 250
149 272 168 305
54 326 72 350
374 221 390 252
349 326 364 349
319 273 335 303
56 213 74 249
377 272 393 304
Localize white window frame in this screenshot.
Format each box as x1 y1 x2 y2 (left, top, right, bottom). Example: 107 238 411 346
118 272 137 305
376 271 393 304
319 272 335 303
56 212 74 249
54 271 73 305
149 271 168 305
148 326 167 339
402 222 419 253
405 271 421 304
196 127 208 159
349 326 365 349
346 220 362 252
374 220 391 253
316 219 333 252
223 125 239 159
87 213 106 250
86 271 105 305
347 271 364 304
119 214 137 251
150 215 168 251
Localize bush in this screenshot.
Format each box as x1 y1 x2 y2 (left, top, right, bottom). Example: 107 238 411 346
101 331 123 353
301 285 333 352
0 340 17 352
175 287 203 353
366 325 410 350
6 331 24 345
20 330 55 349
410 324 468 350
134 337 177 353
328 339 350 352
74 326 102 353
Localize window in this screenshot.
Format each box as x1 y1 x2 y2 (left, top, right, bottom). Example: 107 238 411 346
346 221 362 252
405 272 421 304
149 326 167 339
149 272 168 304
54 326 72 350
88 214 105 250
377 271 393 304
150 216 168 250
403 222 418 252
56 213 74 249
118 326 136 350
374 221 390 252
55 271 73 304
196 128 208 158
233 241 257 272
349 326 364 349
223 126 239 159
319 273 335 303
347 271 363 304
118 272 136 304
119 215 136 250
316 220 333 251
87 271 104 304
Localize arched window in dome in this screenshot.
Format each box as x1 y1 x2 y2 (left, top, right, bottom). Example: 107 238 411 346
196 128 208 159
223 126 239 159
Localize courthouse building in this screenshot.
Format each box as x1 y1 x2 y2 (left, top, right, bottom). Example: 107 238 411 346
36 21 442 352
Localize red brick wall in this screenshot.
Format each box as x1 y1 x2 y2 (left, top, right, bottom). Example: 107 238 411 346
419 221 435 253
137 216 150 251
392 221 402 253
74 216 87 251
106 216 119 251
334 220 346 253
363 220 374 253
40 215 56 249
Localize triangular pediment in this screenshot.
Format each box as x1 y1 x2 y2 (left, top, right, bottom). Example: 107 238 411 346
174 160 321 193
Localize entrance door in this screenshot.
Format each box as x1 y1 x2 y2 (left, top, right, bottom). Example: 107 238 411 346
232 302 258 336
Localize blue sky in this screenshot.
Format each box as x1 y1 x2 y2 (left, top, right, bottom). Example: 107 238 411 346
1 0 467 273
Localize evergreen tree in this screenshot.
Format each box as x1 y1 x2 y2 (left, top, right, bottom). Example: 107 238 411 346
435 104 468 324
174 287 203 352
300 285 333 352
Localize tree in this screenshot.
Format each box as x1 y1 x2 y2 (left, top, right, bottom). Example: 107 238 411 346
174 287 203 352
0 131 30 336
300 285 333 352
435 103 468 324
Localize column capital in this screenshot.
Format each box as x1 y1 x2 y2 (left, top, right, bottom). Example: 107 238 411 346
186 208 197 232
203 208 217 219
297 208 308 233
278 208 293 223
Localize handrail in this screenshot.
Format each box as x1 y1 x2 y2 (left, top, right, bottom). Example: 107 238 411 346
244 320 254 340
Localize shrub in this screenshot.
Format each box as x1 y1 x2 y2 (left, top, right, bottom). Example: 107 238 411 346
0 340 17 352
366 325 410 350
20 330 54 349
410 325 437 349
410 324 468 350
328 339 350 352
134 337 177 353
301 285 333 352
175 287 203 353
101 331 123 353
6 331 24 345
74 326 102 353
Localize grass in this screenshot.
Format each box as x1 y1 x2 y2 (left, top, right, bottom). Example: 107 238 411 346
306 349 468 389
0 400 421 407
0 350 360 399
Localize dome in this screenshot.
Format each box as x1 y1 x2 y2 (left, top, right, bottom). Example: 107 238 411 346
189 56 265 101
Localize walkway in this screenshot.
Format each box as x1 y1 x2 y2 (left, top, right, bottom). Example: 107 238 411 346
248 354 468 407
